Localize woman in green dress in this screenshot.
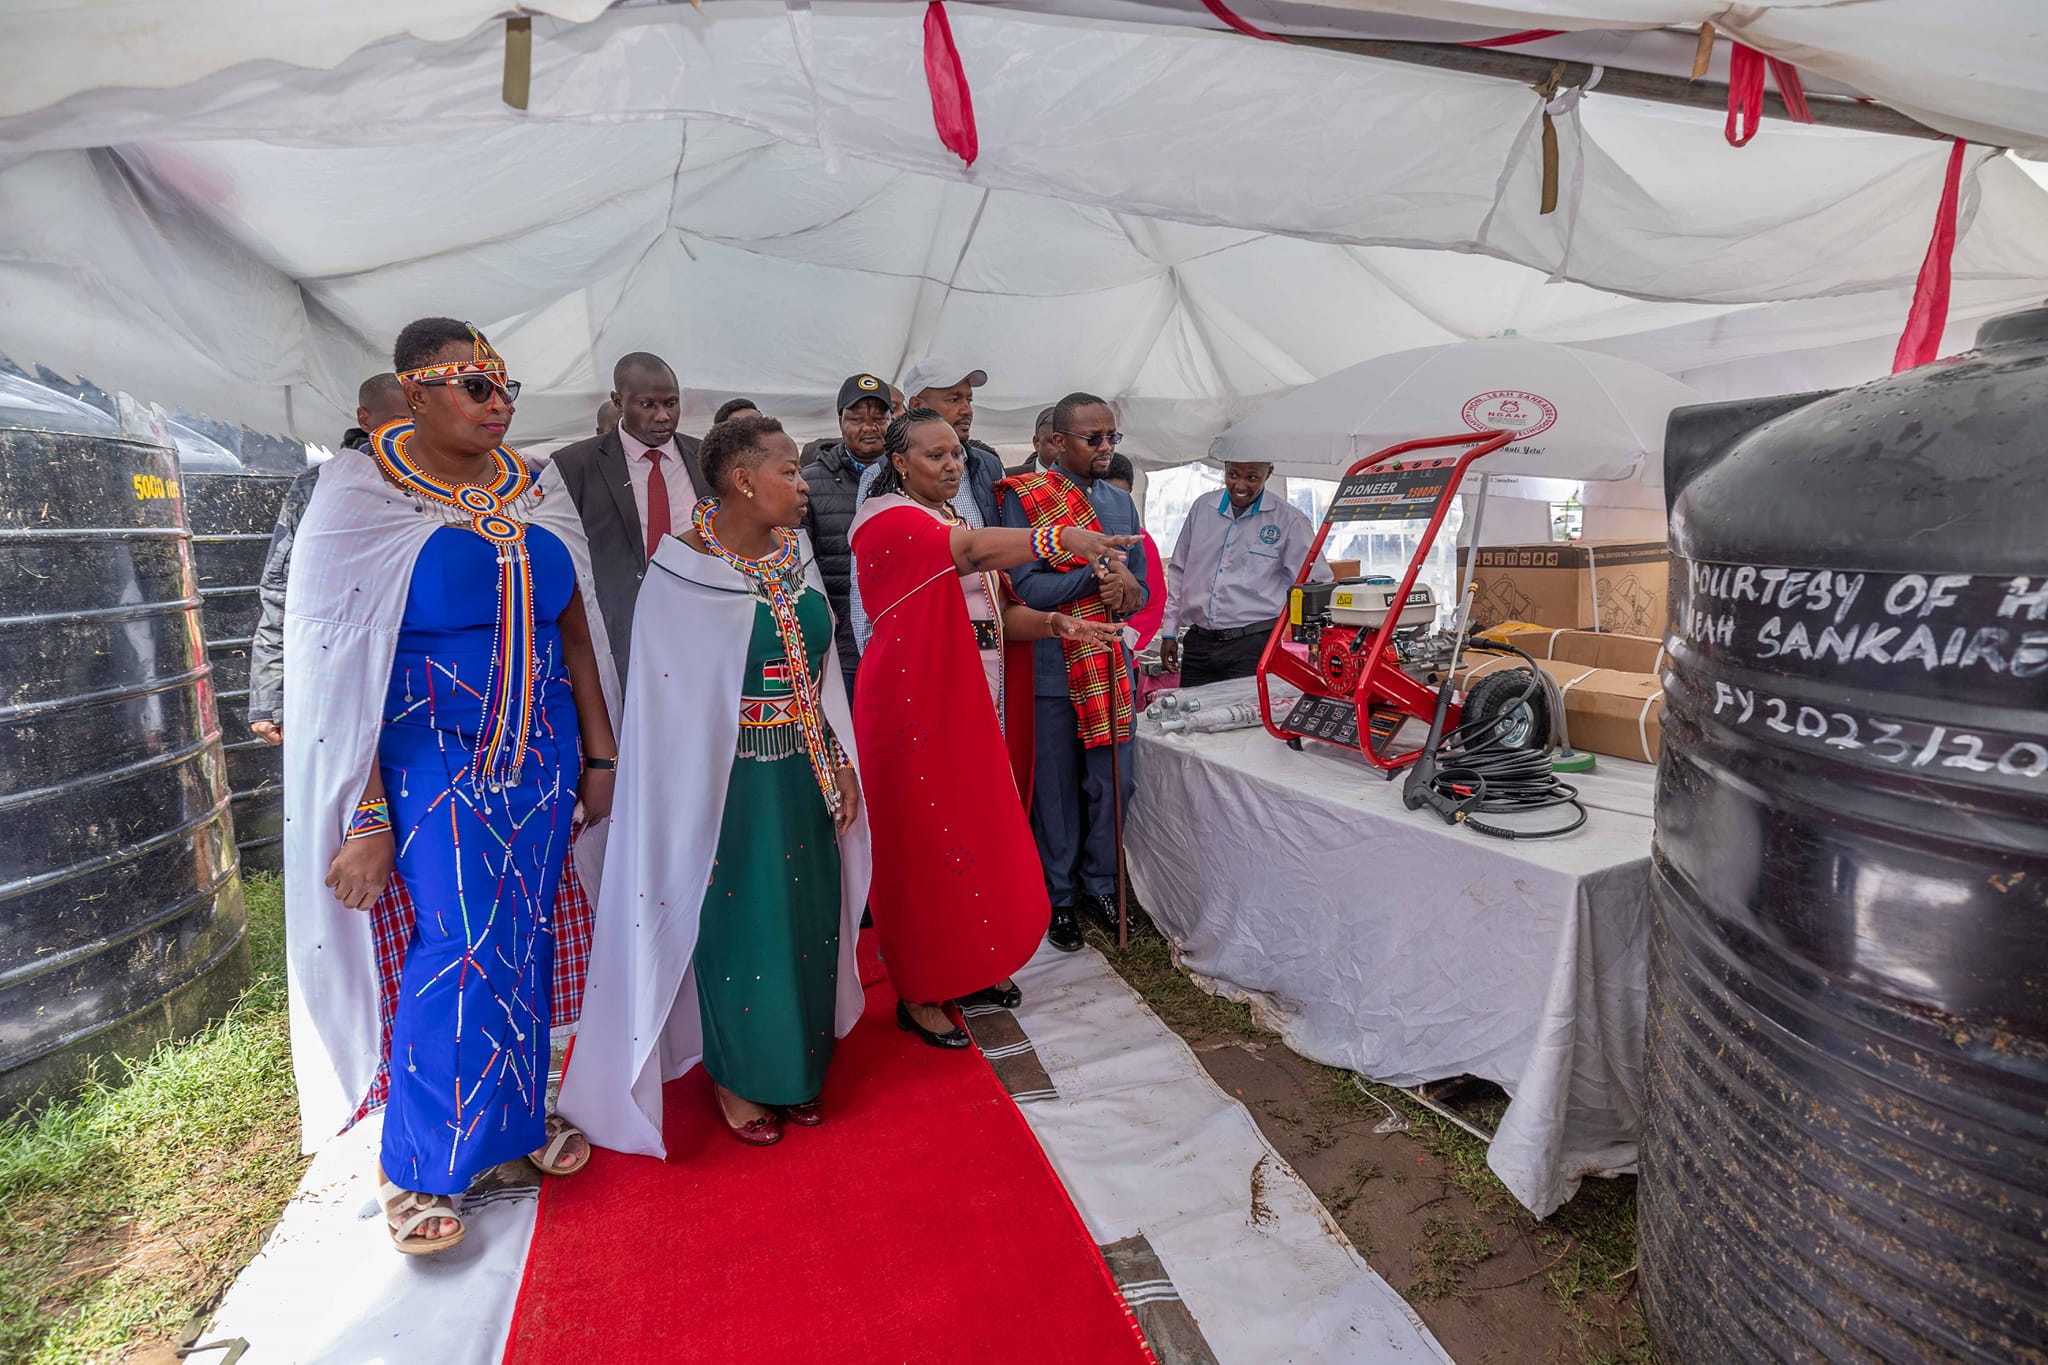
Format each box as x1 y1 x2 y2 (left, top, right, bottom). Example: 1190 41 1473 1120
558 413 867 1158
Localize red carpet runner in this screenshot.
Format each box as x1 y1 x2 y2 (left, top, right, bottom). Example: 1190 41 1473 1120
503 945 1156 1364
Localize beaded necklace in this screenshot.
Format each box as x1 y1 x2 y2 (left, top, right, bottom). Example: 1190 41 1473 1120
373 421 538 792
691 498 842 812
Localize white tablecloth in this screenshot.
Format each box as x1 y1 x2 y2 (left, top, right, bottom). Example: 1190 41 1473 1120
1125 720 1654 1217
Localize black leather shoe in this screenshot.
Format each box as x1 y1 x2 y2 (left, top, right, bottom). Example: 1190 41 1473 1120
1047 905 1084 953
965 979 1023 1010
1086 893 1152 938
897 999 971 1049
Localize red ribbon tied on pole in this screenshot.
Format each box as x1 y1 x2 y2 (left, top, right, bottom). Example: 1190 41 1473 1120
1725 41 1812 146
1893 138 1970 373
923 1 978 165
1199 0 1286 41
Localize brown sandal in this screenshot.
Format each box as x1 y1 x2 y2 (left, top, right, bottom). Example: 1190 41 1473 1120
529 1114 592 1176
378 1178 466 1256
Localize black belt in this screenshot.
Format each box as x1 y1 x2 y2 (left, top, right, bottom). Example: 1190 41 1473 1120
1186 619 1277 644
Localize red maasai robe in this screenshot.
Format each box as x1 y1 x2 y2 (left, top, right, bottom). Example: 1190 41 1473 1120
851 502 1047 1003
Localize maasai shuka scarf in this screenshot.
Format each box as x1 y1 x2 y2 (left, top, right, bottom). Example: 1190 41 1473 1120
998 469 1131 748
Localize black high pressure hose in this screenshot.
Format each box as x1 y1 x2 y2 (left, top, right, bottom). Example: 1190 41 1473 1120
1404 639 1587 840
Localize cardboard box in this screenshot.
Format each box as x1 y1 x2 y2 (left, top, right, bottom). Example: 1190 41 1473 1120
1458 540 1669 637
1452 655 1665 764
1327 558 1362 580
1489 625 1667 675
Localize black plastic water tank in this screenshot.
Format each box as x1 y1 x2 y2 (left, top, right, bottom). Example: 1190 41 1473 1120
184 472 294 872
1644 305 2048 1361
0 380 249 1111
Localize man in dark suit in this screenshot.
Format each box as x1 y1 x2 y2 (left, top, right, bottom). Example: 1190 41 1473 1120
1005 406 1057 479
549 352 706 682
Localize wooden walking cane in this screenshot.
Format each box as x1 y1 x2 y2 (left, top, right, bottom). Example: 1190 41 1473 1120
1107 598 1131 952
1114 642 1130 949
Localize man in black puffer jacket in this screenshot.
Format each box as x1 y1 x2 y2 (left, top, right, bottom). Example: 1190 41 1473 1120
800 372 892 699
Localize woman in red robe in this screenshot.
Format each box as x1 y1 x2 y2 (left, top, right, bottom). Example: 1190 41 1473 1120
851 409 1132 1047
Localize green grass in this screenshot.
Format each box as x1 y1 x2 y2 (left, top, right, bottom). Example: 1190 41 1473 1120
0 873 306 1365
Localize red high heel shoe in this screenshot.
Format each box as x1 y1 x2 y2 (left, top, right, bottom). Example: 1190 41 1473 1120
717 1092 783 1146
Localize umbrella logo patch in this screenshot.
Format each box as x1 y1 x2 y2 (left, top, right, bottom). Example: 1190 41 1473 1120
1461 389 1557 439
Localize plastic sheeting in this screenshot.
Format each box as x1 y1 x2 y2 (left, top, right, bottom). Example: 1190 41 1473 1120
5 4 2048 456
1125 716 1655 1217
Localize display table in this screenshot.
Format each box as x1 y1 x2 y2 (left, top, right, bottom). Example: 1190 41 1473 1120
1125 720 1654 1217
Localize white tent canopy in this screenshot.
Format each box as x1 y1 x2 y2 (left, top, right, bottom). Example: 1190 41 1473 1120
4 3 2048 459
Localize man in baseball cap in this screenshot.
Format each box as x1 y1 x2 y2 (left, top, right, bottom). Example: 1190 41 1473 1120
800 372 895 697
897 357 1001 527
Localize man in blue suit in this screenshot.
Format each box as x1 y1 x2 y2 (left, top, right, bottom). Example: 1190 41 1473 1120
999 393 1148 952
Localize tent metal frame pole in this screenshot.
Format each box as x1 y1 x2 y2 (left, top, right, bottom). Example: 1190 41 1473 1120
1288 36 1951 143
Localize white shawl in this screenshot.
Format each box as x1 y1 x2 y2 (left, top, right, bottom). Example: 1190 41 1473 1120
556 532 871 1160
280 451 618 1153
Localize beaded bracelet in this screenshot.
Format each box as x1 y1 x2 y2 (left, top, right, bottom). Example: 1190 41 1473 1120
346 797 392 842
1029 525 1065 561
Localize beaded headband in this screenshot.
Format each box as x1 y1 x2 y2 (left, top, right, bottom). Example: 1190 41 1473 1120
396 323 512 387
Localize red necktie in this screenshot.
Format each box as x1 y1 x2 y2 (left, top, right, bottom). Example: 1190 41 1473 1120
643 446 670 560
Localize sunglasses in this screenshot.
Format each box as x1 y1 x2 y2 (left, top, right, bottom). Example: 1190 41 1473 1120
1057 428 1122 449
418 375 521 405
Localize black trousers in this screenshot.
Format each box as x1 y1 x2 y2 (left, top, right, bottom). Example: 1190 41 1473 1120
1180 623 1276 689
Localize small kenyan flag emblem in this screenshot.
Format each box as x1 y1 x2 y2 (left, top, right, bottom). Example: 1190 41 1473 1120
762 658 793 694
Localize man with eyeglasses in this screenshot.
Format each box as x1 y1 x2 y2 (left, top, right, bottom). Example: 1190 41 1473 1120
998 392 1149 952
550 352 708 685
800 372 893 698
1159 460 1327 688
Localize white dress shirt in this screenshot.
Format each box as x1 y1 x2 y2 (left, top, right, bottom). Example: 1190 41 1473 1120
618 427 698 547
1160 491 1326 637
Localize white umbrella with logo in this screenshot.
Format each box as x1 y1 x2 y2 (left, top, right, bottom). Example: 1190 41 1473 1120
1208 335 1703 487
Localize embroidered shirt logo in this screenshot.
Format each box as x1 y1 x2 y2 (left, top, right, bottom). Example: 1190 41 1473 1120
1259 524 1282 545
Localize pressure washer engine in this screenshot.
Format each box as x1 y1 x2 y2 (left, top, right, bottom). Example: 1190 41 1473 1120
1257 429 1519 772
1250 429 1587 838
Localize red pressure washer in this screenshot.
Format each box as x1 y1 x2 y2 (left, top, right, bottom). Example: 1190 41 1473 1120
1255 429 1517 773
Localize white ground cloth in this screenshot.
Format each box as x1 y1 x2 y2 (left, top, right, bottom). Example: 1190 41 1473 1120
202 1114 538 1365
1008 941 1453 1363
1125 721 1653 1217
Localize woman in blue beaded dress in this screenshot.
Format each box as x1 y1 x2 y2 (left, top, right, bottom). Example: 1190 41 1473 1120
288 318 618 1255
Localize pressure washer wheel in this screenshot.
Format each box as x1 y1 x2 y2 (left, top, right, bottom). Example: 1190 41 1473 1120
1460 671 1551 752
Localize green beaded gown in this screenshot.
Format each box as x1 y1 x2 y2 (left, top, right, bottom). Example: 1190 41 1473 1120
695 587 845 1106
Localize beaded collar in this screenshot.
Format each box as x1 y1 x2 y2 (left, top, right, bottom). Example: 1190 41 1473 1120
372 421 539 792
691 498 839 811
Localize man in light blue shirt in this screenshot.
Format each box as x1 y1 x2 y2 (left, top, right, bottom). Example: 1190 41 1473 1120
1158 461 1327 688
